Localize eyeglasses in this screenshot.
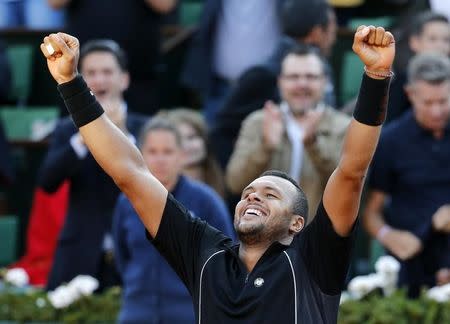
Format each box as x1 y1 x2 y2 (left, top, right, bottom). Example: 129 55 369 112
281 73 324 82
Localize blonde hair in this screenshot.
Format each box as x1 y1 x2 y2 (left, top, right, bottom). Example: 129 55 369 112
158 108 226 197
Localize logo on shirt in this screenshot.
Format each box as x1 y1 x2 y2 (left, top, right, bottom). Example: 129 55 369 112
254 277 264 288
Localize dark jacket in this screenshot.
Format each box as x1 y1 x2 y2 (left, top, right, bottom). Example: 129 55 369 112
38 114 146 290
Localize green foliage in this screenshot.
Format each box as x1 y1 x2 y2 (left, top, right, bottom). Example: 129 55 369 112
1 284 449 324
339 290 450 324
0 285 120 323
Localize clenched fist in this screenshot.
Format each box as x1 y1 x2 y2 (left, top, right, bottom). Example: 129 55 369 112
40 32 80 84
352 25 395 77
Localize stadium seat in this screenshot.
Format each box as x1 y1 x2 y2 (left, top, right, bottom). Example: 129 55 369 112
6 44 34 106
0 106 59 141
339 51 364 105
180 0 203 26
0 215 18 267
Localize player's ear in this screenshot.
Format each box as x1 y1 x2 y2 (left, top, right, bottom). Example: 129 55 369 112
290 215 304 234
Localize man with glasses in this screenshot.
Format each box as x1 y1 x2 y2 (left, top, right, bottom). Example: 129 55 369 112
226 44 350 221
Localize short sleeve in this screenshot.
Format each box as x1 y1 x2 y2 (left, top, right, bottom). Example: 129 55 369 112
147 194 230 293
298 201 357 295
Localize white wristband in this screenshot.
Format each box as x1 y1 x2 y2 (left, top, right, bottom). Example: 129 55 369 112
376 224 392 241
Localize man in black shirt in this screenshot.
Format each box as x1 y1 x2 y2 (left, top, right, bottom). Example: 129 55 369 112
40 25 395 323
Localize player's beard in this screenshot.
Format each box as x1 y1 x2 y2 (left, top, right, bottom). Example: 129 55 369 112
235 222 265 245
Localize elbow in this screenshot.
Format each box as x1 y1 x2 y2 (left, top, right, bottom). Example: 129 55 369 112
338 156 369 185
113 162 147 194
336 164 367 193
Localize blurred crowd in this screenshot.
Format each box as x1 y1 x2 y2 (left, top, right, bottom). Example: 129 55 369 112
0 0 449 321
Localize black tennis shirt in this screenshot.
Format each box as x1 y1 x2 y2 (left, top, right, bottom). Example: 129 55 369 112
148 194 356 323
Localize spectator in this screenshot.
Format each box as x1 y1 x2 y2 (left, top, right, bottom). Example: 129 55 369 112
363 53 450 297
226 44 350 221
387 10 450 122
113 117 234 323
47 0 177 115
163 108 226 197
181 0 284 125
38 39 147 291
209 0 337 170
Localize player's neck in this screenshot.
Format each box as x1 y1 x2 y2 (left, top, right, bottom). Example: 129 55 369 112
239 243 271 273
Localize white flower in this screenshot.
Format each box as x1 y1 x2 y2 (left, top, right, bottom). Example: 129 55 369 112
375 256 400 275
68 275 99 296
47 275 99 309
48 285 78 309
4 268 29 287
348 273 382 299
427 283 450 303
374 255 400 296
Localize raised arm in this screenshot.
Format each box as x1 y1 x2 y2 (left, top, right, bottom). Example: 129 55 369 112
40 33 167 238
323 26 395 236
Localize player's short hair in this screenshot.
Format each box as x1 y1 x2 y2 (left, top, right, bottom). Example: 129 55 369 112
260 170 309 223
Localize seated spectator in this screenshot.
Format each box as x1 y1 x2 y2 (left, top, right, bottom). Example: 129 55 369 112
113 117 234 323
209 0 337 170
162 108 226 197
363 53 450 297
226 44 350 221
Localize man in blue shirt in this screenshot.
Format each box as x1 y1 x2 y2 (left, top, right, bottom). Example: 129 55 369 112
364 53 450 297
112 117 235 323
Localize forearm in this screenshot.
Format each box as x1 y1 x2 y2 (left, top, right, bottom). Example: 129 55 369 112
57 75 167 237
338 121 382 181
323 74 391 236
338 74 391 180
47 0 71 9
144 0 177 13
79 116 147 189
